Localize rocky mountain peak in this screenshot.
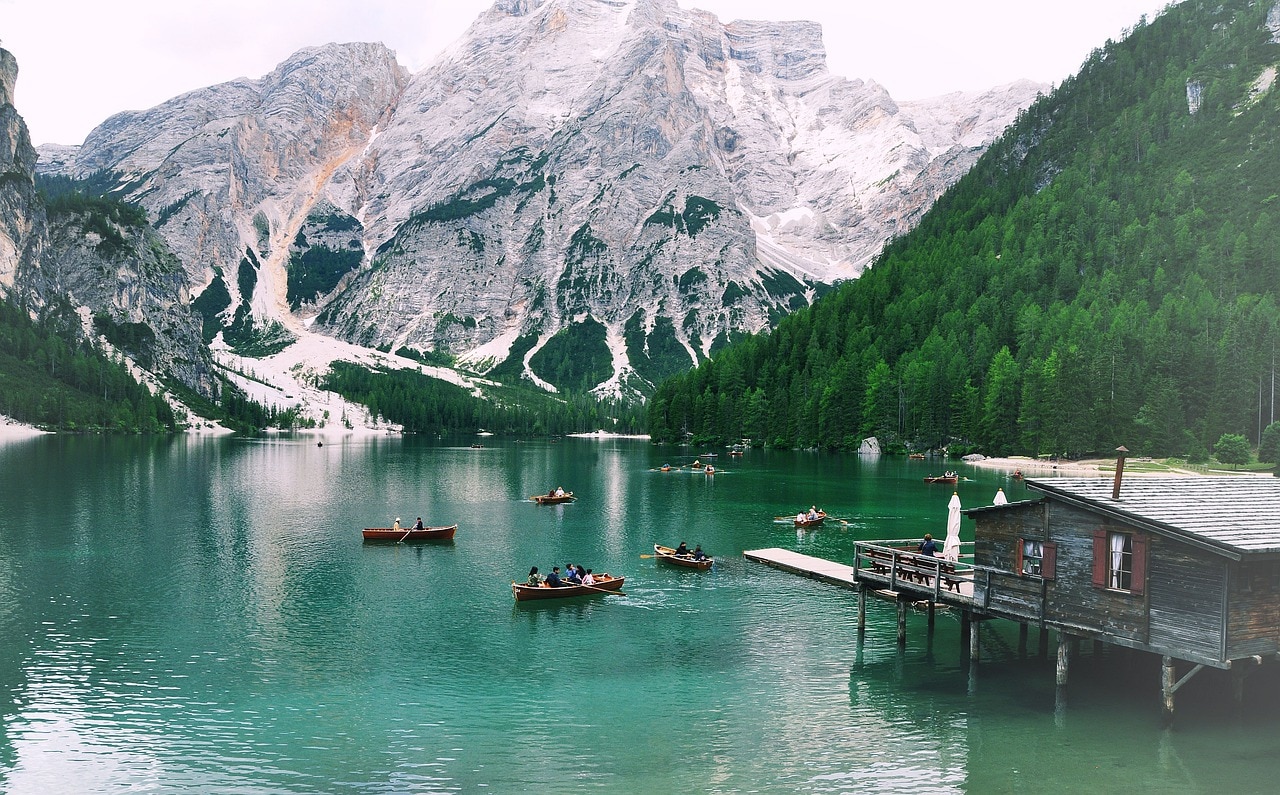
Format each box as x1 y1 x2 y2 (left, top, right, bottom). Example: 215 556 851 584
29 8 1044 403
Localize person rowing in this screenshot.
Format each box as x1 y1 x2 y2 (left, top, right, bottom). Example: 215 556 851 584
674 541 690 557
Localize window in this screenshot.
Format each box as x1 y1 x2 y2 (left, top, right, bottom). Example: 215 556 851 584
1108 532 1132 589
1091 528 1146 595
1022 540 1043 575
1015 539 1055 579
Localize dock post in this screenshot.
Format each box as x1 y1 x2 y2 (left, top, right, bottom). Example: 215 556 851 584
960 611 971 657
1231 664 1248 720
969 618 980 662
1018 623 1028 657
927 600 936 631
896 595 908 645
1161 655 1176 726
1056 633 1071 688
1038 625 1050 659
857 583 867 632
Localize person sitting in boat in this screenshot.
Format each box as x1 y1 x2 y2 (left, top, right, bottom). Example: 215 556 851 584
692 545 707 561
554 486 566 497
413 517 424 531
918 533 938 557
691 459 702 469
796 512 806 523
564 564 582 584
581 568 595 586
545 567 564 587
526 566 542 587
393 517 402 531
808 506 820 520
674 541 690 557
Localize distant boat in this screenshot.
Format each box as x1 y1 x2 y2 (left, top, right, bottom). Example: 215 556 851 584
362 524 457 541
660 464 671 471
705 465 716 475
908 453 925 460
471 443 484 449
511 574 625 601
699 452 718 459
924 473 959 484
532 491 575 504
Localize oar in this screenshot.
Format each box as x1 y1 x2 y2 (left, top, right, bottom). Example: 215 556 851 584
575 581 626 596
639 554 656 558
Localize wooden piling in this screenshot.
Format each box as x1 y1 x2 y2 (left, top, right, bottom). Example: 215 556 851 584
857 583 866 631
896 596 908 645
1162 655 1176 726
970 618 980 662
1018 623 1028 657
1056 633 1071 687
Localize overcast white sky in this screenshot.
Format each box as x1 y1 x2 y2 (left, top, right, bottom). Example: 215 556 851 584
3 0 1172 146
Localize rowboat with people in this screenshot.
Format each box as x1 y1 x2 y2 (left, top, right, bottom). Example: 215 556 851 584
653 544 713 570
924 472 959 484
532 489 575 504
511 574 626 601
362 523 457 541
793 510 827 528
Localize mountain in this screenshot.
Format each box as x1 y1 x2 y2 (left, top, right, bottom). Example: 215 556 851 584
1 47 215 430
35 0 1043 406
648 0 1280 460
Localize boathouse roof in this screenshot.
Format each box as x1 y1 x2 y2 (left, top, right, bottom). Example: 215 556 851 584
1017 477 1280 558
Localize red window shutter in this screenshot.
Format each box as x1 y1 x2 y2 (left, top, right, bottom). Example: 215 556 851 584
1131 534 1148 596
1092 528 1107 587
1015 539 1025 575
1041 542 1057 580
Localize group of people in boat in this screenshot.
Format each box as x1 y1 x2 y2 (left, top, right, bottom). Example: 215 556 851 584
672 541 708 560
545 486 567 497
795 506 823 522
526 563 598 587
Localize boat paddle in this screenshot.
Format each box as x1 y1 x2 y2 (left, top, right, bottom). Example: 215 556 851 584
577 582 626 596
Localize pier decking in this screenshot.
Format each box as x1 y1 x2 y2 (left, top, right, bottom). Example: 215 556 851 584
743 548 855 588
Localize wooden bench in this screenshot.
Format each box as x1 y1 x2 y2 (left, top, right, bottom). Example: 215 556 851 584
860 547 965 592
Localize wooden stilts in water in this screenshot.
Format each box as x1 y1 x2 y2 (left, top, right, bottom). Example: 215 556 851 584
1038 624 1050 659
1161 655 1176 727
896 596 908 645
857 584 867 632
1018 623 1029 657
969 618 980 662
1056 633 1072 688
927 600 936 630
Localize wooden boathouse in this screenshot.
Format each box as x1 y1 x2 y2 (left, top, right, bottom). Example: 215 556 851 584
848 472 1280 723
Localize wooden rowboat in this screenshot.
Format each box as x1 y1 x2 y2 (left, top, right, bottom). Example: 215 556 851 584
531 492 575 504
924 475 958 484
362 524 457 541
511 574 625 601
653 544 713 570
793 511 827 528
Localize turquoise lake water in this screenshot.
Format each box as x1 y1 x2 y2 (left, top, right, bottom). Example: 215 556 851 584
3 434 1280 793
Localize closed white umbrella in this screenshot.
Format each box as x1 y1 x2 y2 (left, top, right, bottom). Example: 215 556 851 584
943 492 962 562
994 487 1008 505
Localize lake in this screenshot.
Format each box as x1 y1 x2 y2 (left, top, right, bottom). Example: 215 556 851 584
2 434 1280 793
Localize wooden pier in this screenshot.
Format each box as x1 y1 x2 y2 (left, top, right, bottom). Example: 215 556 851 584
743 548 855 588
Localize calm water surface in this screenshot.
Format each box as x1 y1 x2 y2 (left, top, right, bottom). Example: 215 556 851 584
2 435 1280 793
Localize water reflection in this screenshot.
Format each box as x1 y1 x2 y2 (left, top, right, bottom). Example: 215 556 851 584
4 436 1280 792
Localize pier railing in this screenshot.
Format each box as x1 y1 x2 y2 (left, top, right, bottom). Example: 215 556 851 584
852 540 990 604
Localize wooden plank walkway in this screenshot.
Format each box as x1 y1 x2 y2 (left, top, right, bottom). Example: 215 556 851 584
742 548 855 589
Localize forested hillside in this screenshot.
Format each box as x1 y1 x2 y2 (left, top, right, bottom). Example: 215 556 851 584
649 0 1280 458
